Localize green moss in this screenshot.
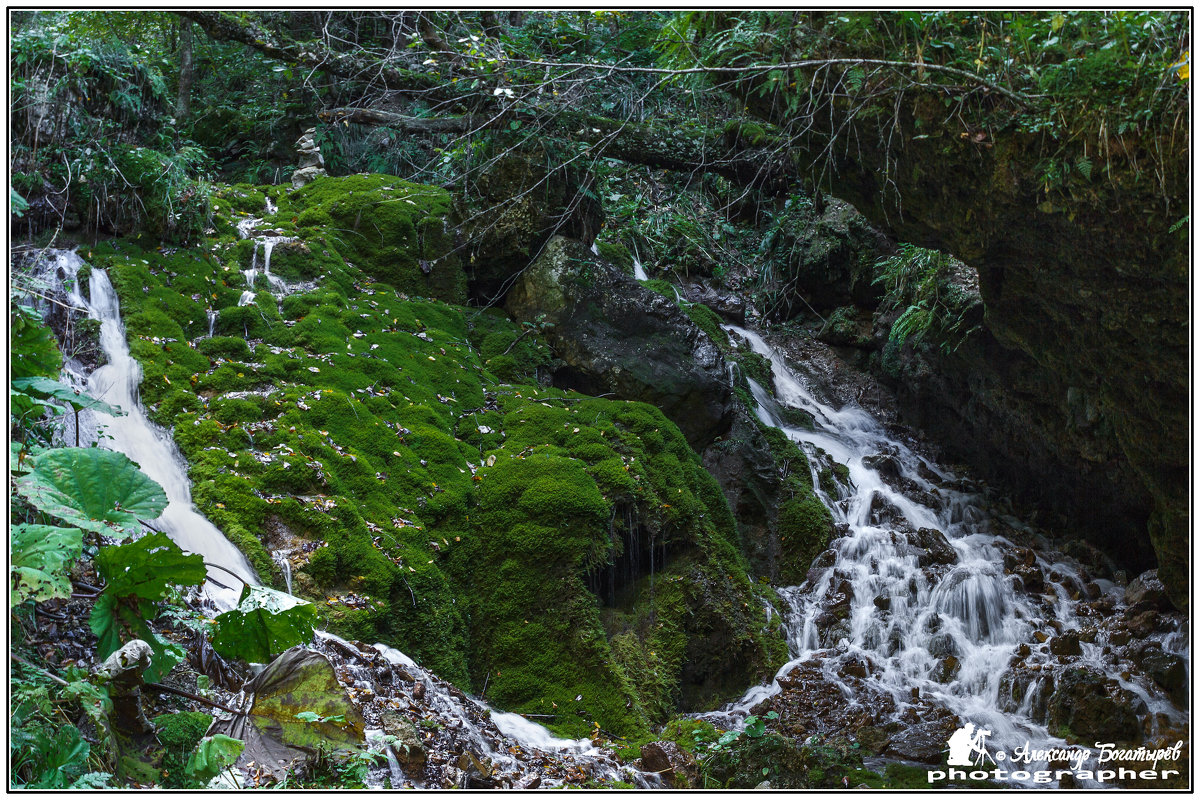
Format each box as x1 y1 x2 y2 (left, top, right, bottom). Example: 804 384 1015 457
97 180 785 747
641 278 676 297
683 303 728 349
281 174 465 302
732 350 773 389
777 496 833 584
152 711 212 789
196 336 250 361
595 240 633 272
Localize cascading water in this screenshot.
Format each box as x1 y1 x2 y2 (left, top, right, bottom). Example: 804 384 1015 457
633 258 649 281
26 250 257 609
711 325 1187 785
25 246 648 786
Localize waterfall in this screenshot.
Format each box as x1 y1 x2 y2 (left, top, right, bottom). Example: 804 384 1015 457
29 250 257 609
710 324 1188 784
25 249 648 786
632 258 649 281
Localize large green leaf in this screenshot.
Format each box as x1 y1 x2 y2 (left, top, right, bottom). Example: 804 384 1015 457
211 586 318 664
10 524 84 605
11 304 62 380
15 447 168 536
185 735 244 783
95 532 206 600
206 648 365 781
10 377 125 417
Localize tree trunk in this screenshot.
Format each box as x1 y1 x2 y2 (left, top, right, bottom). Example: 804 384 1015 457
480 10 501 39
417 12 450 54
174 19 194 122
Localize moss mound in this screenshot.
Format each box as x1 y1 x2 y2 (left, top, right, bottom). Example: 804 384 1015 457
89 178 785 739
282 174 465 302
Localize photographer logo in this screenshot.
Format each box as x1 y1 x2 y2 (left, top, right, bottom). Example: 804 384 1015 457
928 722 1184 786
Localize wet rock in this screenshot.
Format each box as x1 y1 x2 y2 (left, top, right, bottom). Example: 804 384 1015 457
381 712 426 771
513 774 542 790
1046 667 1140 743
909 527 957 567
1049 632 1082 657
928 632 958 659
1124 570 1171 612
703 410 829 584
839 659 869 680
1004 547 1037 571
1136 648 1187 706
1126 610 1159 638
933 656 960 683
456 751 496 789
997 668 1053 721
854 726 890 754
508 236 733 448
806 549 838 584
640 741 698 788
862 453 902 480
682 282 747 322
886 719 956 764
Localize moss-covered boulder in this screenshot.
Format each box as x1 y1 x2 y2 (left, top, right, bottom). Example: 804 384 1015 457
91 199 783 740
507 236 734 450
279 174 466 303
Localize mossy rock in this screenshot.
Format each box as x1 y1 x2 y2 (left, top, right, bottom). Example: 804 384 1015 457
282 174 465 303
97 182 780 746
777 495 834 584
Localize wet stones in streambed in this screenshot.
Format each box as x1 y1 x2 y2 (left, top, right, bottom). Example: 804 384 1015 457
764 659 960 764
1124 569 1172 612
1132 645 1188 707
906 527 957 568
1046 666 1142 744
637 741 699 789
805 547 838 585
996 666 1054 723
304 635 633 789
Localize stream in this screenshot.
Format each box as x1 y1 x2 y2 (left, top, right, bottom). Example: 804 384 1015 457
707 325 1188 786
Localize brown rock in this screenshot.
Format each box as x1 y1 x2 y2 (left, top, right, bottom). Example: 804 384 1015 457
1049 632 1082 656
640 741 698 788
1126 610 1159 638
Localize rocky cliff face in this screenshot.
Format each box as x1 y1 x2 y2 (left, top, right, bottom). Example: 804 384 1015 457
781 101 1188 609
507 236 735 450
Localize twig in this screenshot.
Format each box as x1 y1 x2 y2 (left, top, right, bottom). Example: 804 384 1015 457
145 682 241 714
11 652 69 686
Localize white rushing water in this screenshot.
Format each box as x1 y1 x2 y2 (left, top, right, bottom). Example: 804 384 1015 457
28 250 257 609
632 257 649 281
712 324 1187 784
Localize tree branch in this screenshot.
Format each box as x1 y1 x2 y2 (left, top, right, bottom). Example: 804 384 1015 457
178 10 452 99
320 107 485 133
